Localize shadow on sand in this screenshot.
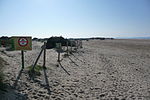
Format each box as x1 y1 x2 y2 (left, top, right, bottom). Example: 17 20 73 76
1 73 28 100
28 68 51 95
13 68 24 88
68 56 79 67
71 53 84 63
43 67 51 94
58 62 70 75
0 85 28 100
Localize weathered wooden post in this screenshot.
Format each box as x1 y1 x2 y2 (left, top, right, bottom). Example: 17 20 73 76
80 40 83 48
79 40 82 48
42 42 51 94
76 40 79 50
30 42 46 80
66 41 69 55
21 50 24 69
78 41 80 48
43 42 46 68
31 46 44 72
70 40 72 52
56 43 61 62
76 40 78 49
58 51 60 62
78 40 81 48
0 40 1 47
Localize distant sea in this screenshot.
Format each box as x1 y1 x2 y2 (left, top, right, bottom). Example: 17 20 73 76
116 37 150 39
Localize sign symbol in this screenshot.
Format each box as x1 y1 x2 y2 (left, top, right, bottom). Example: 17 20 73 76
18 38 28 47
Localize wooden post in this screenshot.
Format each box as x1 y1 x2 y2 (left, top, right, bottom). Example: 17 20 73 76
42 42 51 94
76 40 78 49
78 40 80 48
43 42 46 69
67 41 69 55
56 43 61 62
79 40 82 48
70 41 72 52
57 43 60 62
31 45 44 72
58 51 60 62
21 50 24 69
80 40 83 48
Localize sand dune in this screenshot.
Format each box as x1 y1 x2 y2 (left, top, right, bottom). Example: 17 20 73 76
0 39 150 100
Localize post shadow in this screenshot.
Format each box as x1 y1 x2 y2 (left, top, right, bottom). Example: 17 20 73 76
0 85 28 100
58 62 70 75
43 67 51 94
68 56 79 67
71 53 83 63
29 74 51 95
13 68 24 88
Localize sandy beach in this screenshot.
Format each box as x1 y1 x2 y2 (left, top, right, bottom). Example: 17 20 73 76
0 39 150 100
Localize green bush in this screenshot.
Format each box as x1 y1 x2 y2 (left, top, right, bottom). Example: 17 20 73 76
27 65 43 76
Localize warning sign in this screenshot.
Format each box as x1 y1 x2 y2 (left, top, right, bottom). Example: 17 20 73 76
18 38 28 47
11 36 32 50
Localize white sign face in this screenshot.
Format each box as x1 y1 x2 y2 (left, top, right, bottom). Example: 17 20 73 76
18 38 28 47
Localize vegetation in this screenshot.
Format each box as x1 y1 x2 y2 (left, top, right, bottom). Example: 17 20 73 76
46 36 76 49
27 65 43 76
0 57 7 91
0 36 12 47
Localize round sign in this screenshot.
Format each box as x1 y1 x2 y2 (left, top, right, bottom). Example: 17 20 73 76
18 37 28 47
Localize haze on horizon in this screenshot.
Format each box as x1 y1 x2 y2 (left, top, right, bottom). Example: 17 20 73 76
0 0 150 38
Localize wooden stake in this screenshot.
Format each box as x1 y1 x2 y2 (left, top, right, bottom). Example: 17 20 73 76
57 43 61 62
42 42 51 94
67 41 69 55
80 40 83 48
75 40 79 50
43 42 46 69
71 41 72 52
21 50 24 69
58 51 60 62
32 45 44 72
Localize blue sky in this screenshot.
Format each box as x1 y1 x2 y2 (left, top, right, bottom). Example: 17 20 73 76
0 0 150 38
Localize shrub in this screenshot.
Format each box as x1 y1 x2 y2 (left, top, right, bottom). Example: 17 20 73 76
27 65 43 76
46 36 76 49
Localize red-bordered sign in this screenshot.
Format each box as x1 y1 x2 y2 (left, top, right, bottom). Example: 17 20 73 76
18 37 28 47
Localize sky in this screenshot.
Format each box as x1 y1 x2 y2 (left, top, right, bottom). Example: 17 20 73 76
0 0 150 38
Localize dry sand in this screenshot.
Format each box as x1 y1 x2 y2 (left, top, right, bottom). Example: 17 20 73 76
0 39 150 100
